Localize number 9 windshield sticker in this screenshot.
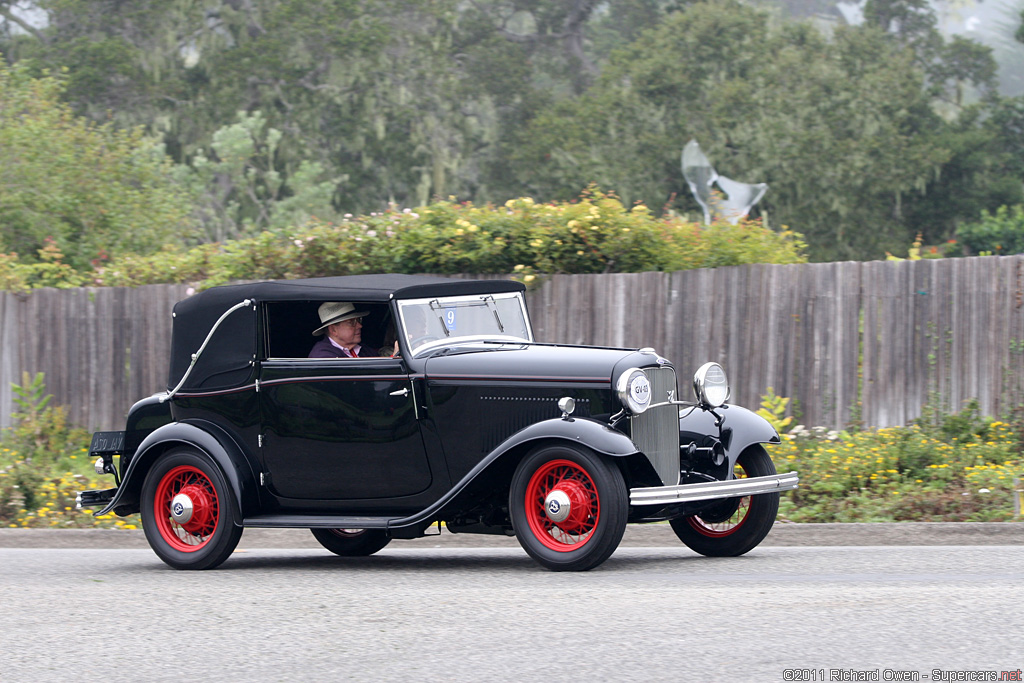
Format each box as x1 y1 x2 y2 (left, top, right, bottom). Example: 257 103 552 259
443 309 457 332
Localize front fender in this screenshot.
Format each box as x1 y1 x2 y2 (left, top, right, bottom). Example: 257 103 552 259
490 416 639 459
679 404 780 469
96 420 261 522
391 417 637 529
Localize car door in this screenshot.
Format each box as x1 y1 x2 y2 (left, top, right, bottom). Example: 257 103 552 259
258 357 432 501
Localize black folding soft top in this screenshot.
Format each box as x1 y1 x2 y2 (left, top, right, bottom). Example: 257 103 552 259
167 274 524 391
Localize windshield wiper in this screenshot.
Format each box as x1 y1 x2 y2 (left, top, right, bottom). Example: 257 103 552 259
427 299 451 337
482 295 504 333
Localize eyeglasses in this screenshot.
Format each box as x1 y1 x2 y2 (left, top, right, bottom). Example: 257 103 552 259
338 318 363 328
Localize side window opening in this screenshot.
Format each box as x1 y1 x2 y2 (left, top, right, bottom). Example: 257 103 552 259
263 301 394 359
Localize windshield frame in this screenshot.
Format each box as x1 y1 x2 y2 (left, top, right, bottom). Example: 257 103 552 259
397 291 534 358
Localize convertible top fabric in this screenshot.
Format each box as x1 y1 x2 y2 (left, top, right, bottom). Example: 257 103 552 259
167 275 524 390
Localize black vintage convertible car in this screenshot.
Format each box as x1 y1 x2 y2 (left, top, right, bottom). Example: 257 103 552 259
79 274 798 571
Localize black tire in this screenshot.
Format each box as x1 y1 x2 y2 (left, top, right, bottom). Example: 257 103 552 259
310 528 391 556
509 444 628 571
140 448 243 570
670 445 779 557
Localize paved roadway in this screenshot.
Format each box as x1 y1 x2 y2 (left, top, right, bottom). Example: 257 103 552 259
1 525 1022 682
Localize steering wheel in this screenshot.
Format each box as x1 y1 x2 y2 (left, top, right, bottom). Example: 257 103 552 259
410 335 441 349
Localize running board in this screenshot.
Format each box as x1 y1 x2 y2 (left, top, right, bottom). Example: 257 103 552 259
242 514 394 529
629 471 799 506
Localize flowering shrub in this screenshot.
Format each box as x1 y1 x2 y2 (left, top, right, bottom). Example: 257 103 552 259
4 189 807 291
774 418 1022 522
956 205 1024 256
0 373 138 528
0 451 138 529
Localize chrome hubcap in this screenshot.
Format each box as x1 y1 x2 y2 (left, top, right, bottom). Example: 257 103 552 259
170 493 194 524
544 489 572 523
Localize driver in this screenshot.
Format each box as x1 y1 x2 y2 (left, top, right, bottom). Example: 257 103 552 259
309 302 378 358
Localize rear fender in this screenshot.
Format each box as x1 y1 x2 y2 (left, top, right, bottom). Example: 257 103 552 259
96 420 261 522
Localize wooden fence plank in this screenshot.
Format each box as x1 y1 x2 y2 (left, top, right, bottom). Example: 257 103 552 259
2 257 1024 432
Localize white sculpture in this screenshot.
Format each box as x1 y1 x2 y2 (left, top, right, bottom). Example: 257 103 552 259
681 140 768 225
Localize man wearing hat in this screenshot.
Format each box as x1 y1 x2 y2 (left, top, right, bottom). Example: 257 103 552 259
309 302 378 358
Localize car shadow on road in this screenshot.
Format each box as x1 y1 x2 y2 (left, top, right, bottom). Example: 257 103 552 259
126 546 714 573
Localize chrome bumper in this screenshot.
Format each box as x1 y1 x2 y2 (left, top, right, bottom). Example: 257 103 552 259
629 471 799 506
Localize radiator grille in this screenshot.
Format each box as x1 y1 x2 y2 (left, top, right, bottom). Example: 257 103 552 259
630 366 680 486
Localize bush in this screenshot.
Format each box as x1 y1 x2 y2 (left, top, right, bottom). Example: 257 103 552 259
84 189 807 290
776 400 1022 522
0 373 138 529
956 205 1024 256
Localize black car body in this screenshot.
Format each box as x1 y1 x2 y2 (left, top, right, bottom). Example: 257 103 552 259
79 274 798 571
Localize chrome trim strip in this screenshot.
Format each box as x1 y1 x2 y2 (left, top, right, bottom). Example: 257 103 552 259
629 471 800 506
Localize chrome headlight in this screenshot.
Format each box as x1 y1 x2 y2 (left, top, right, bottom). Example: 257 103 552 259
616 367 652 414
693 362 730 408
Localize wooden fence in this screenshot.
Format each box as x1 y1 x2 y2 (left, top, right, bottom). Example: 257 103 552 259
2 256 1023 432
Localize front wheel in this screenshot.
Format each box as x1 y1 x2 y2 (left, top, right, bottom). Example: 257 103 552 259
140 448 242 570
509 444 628 571
310 528 391 556
670 445 779 557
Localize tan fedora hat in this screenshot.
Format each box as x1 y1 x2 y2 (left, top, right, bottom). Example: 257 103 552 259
312 301 369 336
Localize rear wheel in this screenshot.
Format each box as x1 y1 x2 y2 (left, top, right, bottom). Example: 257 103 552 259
670 445 779 557
310 528 391 556
141 448 242 570
509 444 628 571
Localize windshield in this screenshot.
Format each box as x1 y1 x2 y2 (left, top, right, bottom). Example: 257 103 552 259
397 292 532 353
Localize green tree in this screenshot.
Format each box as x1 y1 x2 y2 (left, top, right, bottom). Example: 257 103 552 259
179 110 340 242
507 3 954 260
0 61 191 269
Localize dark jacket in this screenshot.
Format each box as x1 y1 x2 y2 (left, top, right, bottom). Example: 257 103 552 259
308 338 378 359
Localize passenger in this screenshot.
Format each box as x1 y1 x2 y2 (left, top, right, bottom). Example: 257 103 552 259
309 302 378 358
380 322 400 358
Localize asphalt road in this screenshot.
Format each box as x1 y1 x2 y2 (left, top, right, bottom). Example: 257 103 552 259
2 538 1022 681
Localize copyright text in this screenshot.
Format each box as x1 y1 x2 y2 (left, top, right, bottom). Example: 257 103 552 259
782 669 1023 682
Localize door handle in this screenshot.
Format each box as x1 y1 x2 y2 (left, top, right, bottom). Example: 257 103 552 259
389 388 410 397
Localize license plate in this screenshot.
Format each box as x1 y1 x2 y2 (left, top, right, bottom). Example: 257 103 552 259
89 431 125 455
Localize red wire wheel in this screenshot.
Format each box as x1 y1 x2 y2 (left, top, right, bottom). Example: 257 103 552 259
153 465 221 552
686 461 751 538
140 448 242 570
523 459 601 551
510 445 628 571
670 446 780 557
310 527 391 556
